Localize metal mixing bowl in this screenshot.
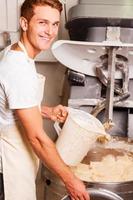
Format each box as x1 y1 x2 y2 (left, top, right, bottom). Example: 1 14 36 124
61 188 123 200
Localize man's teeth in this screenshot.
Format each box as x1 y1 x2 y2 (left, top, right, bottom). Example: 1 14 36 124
40 36 50 41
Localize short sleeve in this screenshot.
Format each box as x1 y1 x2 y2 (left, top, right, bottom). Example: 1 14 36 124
5 60 39 109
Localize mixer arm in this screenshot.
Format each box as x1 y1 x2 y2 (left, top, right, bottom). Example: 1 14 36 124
91 47 130 131
91 92 130 116
91 93 130 130
116 56 129 94
96 53 129 96
104 47 117 124
96 66 123 95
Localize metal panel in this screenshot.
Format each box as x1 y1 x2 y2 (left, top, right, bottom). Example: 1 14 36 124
79 0 133 5
52 40 133 78
68 4 133 19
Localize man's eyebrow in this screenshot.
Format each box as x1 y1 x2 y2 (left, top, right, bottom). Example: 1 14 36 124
53 21 60 24
37 19 60 24
37 18 47 21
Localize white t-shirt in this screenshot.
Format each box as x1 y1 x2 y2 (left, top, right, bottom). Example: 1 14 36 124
0 47 43 172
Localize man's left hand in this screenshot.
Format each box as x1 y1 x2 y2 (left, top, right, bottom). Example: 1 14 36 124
41 105 68 123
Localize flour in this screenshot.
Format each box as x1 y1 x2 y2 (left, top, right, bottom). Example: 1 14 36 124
71 137 133 182
71 153 133 182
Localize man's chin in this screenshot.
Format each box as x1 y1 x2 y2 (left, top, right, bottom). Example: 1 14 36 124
40 43 52 51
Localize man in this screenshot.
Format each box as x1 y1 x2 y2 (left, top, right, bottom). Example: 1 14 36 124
0 0 90 200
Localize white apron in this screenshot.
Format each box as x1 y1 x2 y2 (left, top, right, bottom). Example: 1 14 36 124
0 42 45 200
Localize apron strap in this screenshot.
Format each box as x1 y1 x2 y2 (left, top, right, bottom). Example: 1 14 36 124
18 41 33 62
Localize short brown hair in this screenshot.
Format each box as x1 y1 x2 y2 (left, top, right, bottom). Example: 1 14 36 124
21 0 63 21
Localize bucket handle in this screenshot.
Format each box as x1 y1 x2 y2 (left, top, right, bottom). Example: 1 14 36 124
54 121 62 136
54 106 70 136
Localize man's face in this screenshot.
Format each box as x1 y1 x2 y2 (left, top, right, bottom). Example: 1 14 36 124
25 5 60 52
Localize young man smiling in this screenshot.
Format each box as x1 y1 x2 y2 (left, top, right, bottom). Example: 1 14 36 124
0 0 90 200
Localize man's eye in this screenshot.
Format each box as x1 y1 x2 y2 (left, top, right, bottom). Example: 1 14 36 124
53 23 59 28
39 21 46 25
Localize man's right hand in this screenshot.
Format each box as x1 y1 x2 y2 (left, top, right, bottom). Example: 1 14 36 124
64 175 90 200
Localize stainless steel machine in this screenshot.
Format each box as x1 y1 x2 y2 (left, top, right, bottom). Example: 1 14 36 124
54 0 133 137
43 1 133 199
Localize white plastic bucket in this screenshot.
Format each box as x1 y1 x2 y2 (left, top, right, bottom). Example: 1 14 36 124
55 108 106 166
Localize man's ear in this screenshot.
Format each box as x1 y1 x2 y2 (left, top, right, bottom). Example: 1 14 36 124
19 17 28 32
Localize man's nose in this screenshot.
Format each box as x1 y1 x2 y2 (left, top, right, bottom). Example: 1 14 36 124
45 24 53 35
